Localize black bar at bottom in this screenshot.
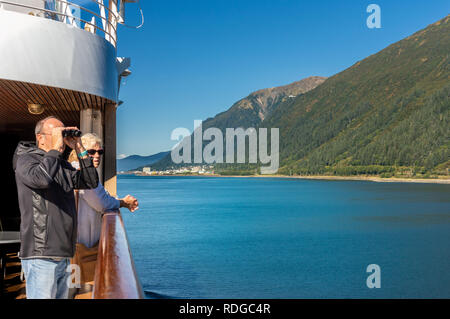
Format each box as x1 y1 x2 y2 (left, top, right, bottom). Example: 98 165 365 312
7 299 449 317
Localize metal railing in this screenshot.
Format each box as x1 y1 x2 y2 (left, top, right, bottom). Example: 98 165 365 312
92 211 144 299
0 0 118 47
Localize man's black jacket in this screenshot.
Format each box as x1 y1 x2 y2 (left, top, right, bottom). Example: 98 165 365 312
13 141 99 259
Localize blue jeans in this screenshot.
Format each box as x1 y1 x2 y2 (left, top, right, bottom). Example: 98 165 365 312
21 258 71 299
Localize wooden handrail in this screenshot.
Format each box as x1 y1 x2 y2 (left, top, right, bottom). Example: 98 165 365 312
92 211 144 299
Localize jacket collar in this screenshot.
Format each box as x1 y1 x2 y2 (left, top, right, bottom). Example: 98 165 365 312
13 141 46 170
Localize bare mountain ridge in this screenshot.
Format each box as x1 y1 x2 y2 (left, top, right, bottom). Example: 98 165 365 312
239 76 328 120
202 76 327 130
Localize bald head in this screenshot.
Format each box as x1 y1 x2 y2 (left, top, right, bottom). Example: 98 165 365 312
35 116 65 151
35 116 63 135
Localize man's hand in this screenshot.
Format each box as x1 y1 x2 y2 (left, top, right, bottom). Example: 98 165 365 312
62 127 82 150
62 127 88 159
120 195 139 213
51 127 66 153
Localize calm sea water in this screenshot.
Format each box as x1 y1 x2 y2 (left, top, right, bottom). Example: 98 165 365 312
118 175 450 298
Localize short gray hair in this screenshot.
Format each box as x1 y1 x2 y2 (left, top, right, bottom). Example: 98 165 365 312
35 116 61 135
81 133 103 149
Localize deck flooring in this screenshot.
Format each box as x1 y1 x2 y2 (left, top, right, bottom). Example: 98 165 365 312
2 253 94 299
2 253 26 299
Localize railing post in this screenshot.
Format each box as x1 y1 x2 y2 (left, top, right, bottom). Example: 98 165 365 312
107 0 118 47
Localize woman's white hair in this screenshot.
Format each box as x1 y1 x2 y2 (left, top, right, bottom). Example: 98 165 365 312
81 133 102 149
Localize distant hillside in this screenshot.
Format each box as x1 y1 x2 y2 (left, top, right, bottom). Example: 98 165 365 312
153 76 326 169
154 15 449 177
117 151 170 172
263 15 449 176
202 76 327 131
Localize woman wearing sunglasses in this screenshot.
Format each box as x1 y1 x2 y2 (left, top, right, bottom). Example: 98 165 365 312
68 133 138 295
70 133 139 248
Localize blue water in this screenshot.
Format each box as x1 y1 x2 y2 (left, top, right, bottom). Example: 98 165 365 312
118 175 450 298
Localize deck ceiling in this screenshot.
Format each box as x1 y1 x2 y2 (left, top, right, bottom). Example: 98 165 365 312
0 78 113 132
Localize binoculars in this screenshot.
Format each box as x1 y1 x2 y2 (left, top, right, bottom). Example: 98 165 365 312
62 129 82 138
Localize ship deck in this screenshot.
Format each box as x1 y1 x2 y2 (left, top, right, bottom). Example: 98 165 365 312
2 252 25 299
0 0 142 299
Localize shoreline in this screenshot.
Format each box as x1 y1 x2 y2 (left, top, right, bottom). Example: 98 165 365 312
124 173 450 184
248 174 450 184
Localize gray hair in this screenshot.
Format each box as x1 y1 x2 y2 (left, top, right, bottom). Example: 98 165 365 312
35 116 61 135
81 133 103 149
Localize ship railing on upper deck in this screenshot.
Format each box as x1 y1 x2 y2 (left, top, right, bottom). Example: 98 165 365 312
92 210 144 299
0 0 119 47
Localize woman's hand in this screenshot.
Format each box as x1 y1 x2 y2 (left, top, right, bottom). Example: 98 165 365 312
120 195 139 212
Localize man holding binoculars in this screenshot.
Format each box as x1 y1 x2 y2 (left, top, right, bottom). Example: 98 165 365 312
13 116 99 299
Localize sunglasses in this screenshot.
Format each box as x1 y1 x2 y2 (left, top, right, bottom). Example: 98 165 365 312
87 149 104 155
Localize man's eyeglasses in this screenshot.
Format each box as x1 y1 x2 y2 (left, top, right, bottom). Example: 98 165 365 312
87 149 104 156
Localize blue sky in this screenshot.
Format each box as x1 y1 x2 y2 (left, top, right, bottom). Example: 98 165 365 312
114 0 449 157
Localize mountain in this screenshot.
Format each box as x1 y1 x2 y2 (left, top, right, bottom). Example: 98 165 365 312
117 151 170 172
263 15 449 176
152 76 326 169
154 15 449 177
202 76 327 131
